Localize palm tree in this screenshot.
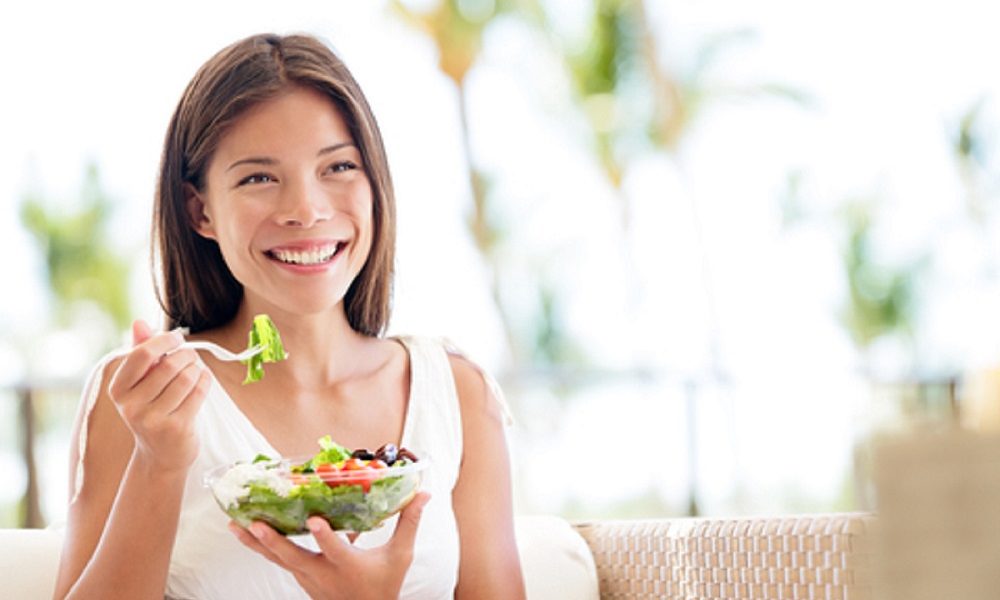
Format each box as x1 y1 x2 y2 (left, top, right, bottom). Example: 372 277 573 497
949 97 994 223
17 161 132 527
20 161 132 335
389 0 554 368
546 0 807 515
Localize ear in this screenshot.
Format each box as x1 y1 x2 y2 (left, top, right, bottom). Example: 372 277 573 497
184 183 216 239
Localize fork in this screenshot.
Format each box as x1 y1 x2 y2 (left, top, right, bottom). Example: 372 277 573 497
176 340 265 362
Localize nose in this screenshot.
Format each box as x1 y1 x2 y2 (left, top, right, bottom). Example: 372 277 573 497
276 178 332 227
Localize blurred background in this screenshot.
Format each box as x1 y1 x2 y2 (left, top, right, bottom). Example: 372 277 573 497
3 0 1000 528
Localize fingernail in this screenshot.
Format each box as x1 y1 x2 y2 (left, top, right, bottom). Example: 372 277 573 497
250 524 265 539
307 518 323 533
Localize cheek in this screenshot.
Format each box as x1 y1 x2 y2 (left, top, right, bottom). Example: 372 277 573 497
354 213 375 265
352 185 375 248
206 205 258 257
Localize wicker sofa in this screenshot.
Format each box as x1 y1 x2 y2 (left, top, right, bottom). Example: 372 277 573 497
0 513 874 599
571 513 874 599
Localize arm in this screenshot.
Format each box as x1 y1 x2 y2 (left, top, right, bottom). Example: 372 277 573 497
53 322 211 600
449 354 526 600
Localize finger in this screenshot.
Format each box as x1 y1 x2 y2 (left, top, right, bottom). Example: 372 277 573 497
229 522 285 566
110 330 186 394
250 521 320 571
132 350 198 401
169 367 212 419
132 319 154 346
307 516 353 561
387 491 430 559
147 359 204 416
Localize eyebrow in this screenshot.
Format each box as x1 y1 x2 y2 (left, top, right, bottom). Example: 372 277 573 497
225 142 357 172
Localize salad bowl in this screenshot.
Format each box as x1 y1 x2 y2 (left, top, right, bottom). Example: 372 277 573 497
206 436 426 535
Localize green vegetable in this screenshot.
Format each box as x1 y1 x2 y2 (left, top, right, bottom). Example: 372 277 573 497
311 435 351 468
213 436 423 535
242 314 289 384
228 482 305 533
221 470 419 535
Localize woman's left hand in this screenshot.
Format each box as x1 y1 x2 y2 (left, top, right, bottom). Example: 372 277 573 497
229 492 430 600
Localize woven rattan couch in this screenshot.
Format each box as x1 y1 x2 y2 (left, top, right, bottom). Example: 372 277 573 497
0 513 874 599
571 513 874 599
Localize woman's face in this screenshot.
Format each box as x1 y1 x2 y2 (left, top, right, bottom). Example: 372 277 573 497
190 85 373 317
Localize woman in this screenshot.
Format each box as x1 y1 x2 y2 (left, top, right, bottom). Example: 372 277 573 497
53 33 525 600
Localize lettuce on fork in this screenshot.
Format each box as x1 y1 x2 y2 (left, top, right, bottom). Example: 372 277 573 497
242 314 289 384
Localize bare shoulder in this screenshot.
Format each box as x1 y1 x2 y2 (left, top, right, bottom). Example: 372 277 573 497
67 355 134 503
446 352 506 427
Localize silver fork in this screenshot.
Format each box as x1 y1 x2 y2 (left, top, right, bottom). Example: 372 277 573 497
176 340 265 362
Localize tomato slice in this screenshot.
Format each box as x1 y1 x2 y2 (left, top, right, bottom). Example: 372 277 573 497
341 458 368 471
341 459 376 492
314 462 340 487
313 460 376 491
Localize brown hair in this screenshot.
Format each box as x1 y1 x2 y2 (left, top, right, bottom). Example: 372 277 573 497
153 33 396 335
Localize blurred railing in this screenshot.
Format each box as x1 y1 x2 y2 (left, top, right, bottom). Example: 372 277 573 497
5 380 80 529
15 385 42 528
5 373 961 529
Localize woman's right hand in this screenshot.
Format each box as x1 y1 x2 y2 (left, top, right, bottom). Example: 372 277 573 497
230 492 431 600
107 319 212 472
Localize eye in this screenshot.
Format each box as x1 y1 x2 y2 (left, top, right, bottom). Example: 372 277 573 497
326 161 359 174
238 173 276 186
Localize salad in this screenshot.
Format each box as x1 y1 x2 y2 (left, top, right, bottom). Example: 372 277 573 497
241 314 288 384
207 435 425 534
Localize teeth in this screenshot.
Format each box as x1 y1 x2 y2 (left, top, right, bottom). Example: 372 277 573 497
272 244 339 265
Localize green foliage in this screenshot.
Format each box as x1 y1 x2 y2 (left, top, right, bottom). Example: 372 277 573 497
392 0 541 84
949 97 996 222
837 200 923 351
530 282 585 367
19 162 131 332
952 97 989 166
569 0 638 98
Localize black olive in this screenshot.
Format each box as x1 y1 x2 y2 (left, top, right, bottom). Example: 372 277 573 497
351 448 375 460
375 443 398 465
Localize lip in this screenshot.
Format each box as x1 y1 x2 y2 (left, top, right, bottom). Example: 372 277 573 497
264 238 348 273
266 238 345 253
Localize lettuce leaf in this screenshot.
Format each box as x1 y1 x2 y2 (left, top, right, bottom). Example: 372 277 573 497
242 314 289 384
227 482 305 534
309 435 352 469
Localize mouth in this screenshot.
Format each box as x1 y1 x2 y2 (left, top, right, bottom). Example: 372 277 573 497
265 242 346 266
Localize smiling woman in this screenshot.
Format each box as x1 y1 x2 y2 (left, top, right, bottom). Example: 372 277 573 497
52 33 525 600
156 35 396 337
187 86 375 317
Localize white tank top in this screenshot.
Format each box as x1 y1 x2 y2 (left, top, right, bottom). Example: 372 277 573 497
72 335 494 600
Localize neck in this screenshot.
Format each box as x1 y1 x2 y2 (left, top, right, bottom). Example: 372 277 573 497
225 301 376 387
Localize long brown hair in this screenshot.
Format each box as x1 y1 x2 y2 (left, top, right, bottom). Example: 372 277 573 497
153 33 396 335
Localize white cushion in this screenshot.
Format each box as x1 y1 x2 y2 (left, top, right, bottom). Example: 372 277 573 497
515 515 599 600
0 527 63 599
0 517 599 599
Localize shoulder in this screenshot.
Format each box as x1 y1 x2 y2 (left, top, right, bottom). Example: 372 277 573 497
68 351 135 501
445 348 509 431
394 334 511 427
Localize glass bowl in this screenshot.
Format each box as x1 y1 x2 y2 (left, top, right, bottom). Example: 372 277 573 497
205 455 427 535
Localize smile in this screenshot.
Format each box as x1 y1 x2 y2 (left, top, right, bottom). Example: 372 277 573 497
266 242 345 266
